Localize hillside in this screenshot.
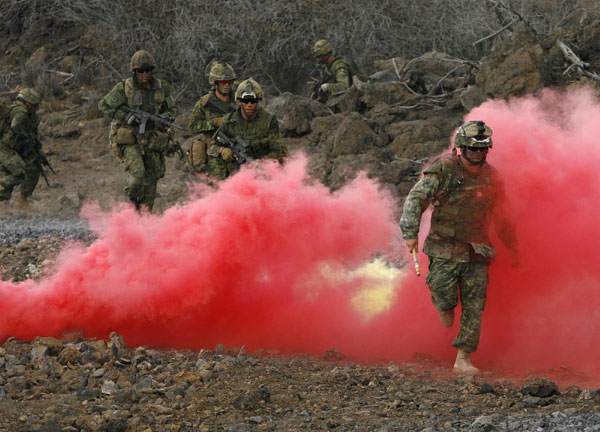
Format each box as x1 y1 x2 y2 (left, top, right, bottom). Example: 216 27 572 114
1 2 600 431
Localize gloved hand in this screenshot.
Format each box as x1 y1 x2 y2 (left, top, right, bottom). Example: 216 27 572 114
219 146 234 162
212 116 224 128
320 83 329 93
123 112 140 126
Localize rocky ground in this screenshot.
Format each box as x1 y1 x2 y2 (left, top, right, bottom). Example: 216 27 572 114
1 329 600 432
1 217 599 431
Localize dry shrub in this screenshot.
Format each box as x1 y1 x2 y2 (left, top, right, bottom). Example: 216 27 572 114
2 0 594 104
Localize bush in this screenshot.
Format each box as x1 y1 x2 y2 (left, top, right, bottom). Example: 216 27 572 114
1 0 591 105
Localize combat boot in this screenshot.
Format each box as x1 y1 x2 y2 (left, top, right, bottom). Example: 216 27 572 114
453 349 480 375
15 194 31 211
438 309 455 327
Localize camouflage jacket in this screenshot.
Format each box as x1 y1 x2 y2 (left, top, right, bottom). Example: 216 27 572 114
189 91 236 135
98 76 177 134
400 153 517 262
208 106 287 161
0 101 40 152
325 56 351 97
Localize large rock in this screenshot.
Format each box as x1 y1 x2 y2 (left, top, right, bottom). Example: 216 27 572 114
476 21 550 98
267 93 329 137
331 112 378 157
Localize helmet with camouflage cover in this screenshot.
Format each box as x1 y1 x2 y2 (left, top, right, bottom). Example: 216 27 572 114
130 50 155 72
17 88 42 105
454 120 493 149
312 39 333 57
208 63 237 86
235 78 263 101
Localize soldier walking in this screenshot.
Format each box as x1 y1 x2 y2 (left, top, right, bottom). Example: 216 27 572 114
98 50 180 212
188 63 237 172
206 78 287 180
400 121 520 374
0 88 45 210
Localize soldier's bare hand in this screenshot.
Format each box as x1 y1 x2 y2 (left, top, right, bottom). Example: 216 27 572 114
405 238 418 253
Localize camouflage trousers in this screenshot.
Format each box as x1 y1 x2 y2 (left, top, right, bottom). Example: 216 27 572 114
120 144 165 211
0 146 41 201
425 257 489 353
206 155 239 181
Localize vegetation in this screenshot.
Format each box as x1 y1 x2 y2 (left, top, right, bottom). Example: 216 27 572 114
0 0 593 105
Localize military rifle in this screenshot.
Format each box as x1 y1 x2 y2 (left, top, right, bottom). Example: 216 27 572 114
214 129 253 164
22 133 56 186
203 98 237 116
124 107 187 135
310 72 329 103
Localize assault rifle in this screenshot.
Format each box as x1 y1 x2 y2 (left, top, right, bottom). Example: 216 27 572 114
124 107 187 135
214 129 253 164
22 133 56 186
310 72 329 103
203 98 237 116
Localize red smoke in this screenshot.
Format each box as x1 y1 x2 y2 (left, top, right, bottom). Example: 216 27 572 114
1 87 599 383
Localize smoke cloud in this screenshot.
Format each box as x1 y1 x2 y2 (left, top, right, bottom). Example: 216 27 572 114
0 87 599 383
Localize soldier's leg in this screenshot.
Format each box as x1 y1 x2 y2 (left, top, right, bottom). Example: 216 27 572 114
0 148 26 201
138 150 165 211
426 257 462 327
451 261 489 353
206 156 228 181
18 155 41 198
121 144 146 207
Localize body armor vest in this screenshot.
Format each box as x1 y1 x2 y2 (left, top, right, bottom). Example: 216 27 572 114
124 77 165 115
428 154 497 245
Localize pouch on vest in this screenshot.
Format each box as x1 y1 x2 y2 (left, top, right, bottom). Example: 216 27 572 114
188 139 207 169
149 131 170 152
116 126 136 144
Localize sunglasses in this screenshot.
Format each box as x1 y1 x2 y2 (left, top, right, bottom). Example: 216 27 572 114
466 146 489 153
240 98 258 104
217 80 234 85
135 67 154 74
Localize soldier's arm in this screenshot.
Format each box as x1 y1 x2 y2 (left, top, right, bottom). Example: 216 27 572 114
327 63 351 97
10 109 30 139
264 115 287 161
188 100 215 135
399 173 441 240
206 113 233 157
98 82 128 121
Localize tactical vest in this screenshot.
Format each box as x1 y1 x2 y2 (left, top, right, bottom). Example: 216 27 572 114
124 77 165 115
427 154 497 245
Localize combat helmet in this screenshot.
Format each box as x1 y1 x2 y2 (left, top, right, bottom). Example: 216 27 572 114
312 39 333 57
130 50 155 72
454 120 493 149
208 63 237 86
235 78 263 101
17 88 42 105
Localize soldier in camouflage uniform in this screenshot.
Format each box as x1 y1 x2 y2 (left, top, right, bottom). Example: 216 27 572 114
0 88 44 210
206 78 287 180
311 39 351 102
188 63 237 171
400 121 519 374
98 50 179 212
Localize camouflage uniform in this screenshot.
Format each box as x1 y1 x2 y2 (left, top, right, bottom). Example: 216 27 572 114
98 51 177 211
206 106 286 180
189 91 236 136
323 57 351 98
400 152 517 353
0 98 42 201
188 63 237 172
312 39 351 100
